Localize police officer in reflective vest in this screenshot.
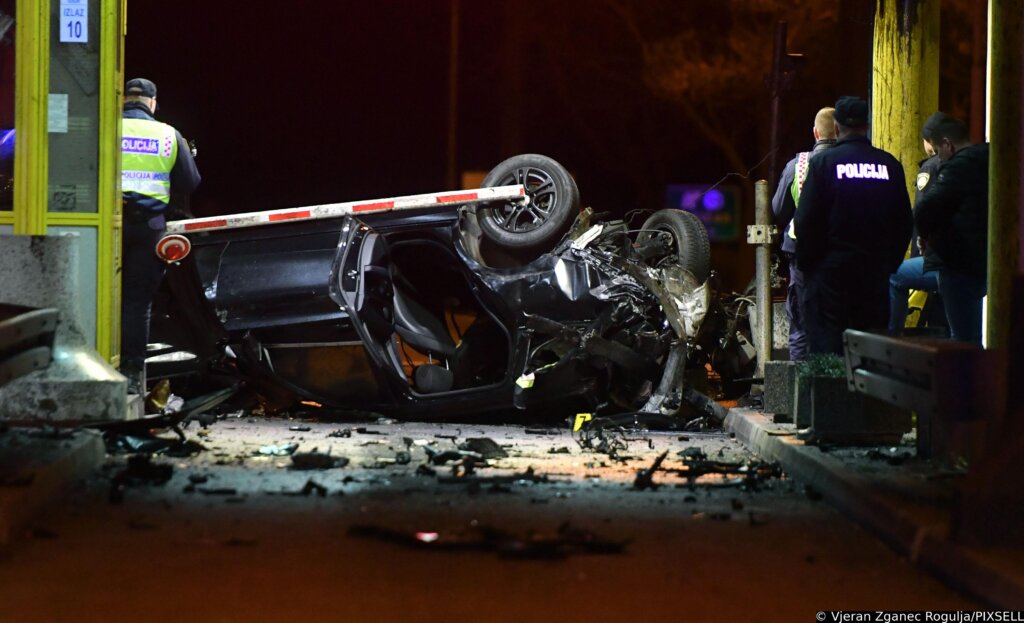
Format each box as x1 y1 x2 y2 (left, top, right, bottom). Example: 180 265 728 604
793 96 912 356
771 106 837 361
121 78 200 393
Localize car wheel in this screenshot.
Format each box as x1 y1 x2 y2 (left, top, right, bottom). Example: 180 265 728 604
637 210 711 282
478 154 580 252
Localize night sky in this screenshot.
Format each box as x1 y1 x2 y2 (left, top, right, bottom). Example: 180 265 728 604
126 0 974 288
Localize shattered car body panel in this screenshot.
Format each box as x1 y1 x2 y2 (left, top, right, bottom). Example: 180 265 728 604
151 176 723 420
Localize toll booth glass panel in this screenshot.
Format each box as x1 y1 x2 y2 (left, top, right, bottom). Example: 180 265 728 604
47 0 100 214
0 1 14 212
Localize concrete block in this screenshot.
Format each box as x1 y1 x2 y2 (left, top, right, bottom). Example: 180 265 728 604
0 235 127 422
809 376 912 445
763 360 797 418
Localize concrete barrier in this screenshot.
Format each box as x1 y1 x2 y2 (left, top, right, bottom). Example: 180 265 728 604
0 235 127 423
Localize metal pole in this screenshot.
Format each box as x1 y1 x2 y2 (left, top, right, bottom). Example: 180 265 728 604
986 0 1021 350
754 180 772 379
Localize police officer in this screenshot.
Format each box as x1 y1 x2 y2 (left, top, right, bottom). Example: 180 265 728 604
887 112 947 334
793 96 912 356
771 106 836 361
914 116 989 344
121 78 200 393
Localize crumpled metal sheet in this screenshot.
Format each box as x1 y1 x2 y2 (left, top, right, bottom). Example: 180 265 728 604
622 262 709 340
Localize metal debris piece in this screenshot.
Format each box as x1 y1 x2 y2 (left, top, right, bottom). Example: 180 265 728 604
328 428 352 438
576 425 630 461
355 427 385 435
107 435 205 458
436 466 550 486
678 447 708 461
258 443 299 456
673 458 782 490
424 447 485 466
394 451 412 465
633 451 668 490
278 478 328 497
289 425 312 432
290 448 348 470
458 437 508 459
376 417 398 425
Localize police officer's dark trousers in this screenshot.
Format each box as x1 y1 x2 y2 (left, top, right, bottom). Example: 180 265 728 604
802 251 889 356
121 209 167 384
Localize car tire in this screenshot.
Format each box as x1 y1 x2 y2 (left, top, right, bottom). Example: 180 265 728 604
637 210 711 282
478 154 580 252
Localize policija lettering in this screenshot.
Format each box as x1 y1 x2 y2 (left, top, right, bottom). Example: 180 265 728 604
835 163 890 180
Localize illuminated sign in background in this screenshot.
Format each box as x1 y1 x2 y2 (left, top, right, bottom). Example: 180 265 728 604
665 184 739 242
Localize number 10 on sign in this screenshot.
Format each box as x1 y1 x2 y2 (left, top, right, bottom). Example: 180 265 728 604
60 0 88 44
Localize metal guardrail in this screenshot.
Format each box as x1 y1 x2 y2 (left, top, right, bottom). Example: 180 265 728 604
842 329 1000 460
0 303 58 387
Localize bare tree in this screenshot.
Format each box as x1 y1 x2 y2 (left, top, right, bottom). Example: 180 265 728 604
606 0 839 176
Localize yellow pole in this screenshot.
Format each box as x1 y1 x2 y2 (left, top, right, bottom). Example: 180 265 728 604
95 0 127 362
12 0 49 235
985 0 1022 349
871 0 940 202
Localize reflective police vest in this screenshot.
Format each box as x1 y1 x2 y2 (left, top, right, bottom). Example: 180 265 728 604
786 151 812 240
121 118 178 206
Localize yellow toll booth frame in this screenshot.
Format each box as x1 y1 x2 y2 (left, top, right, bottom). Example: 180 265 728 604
0 0 127 363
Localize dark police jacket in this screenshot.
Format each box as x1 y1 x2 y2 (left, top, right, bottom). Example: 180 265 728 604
911 154 941 261
793 135 912 276
914 143 989 276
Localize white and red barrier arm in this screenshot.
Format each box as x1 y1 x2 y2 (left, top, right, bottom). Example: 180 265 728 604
164 184 526 235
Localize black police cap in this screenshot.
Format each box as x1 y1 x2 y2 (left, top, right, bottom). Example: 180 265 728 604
125 78 157 98
833 96 869 128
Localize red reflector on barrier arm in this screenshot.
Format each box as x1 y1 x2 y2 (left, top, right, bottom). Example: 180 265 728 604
155 234 191 263
437 192 478 203
184 219 228 231
268 210 311 222
353 201 395 212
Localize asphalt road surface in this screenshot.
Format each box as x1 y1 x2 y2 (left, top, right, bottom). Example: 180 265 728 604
0 418 975 622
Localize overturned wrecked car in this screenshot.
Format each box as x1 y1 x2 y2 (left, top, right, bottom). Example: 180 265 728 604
149 154 754 419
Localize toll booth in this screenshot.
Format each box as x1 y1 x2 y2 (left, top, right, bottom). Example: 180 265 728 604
0 0 125 363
